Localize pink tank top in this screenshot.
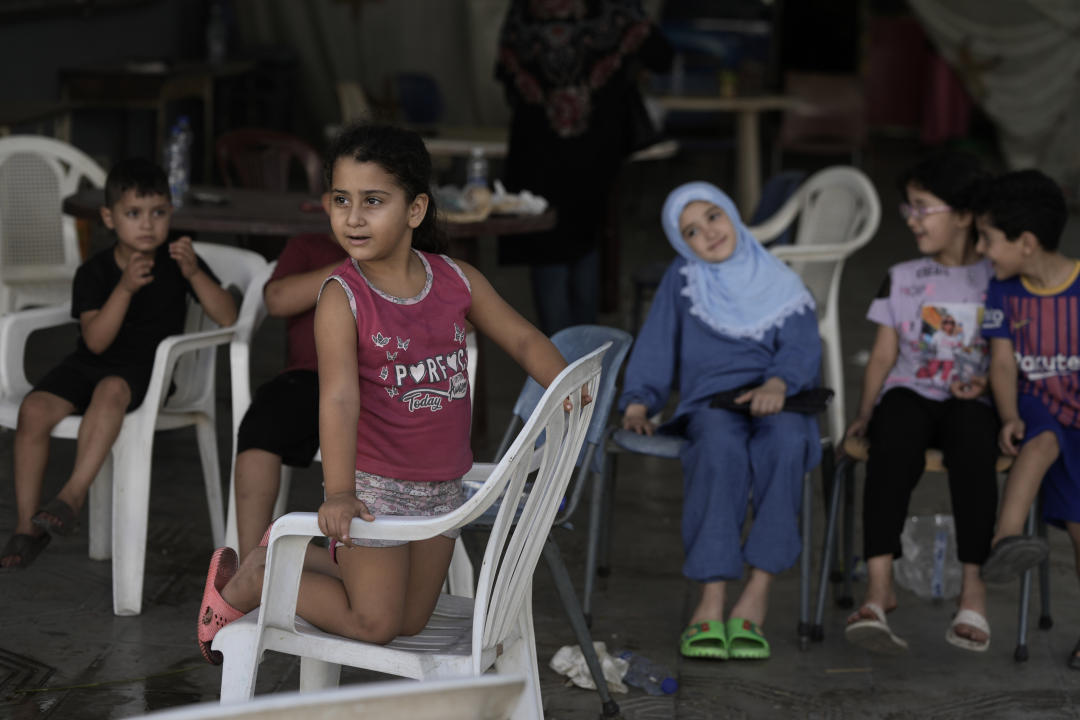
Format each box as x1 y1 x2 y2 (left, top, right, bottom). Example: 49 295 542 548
323 250 473 481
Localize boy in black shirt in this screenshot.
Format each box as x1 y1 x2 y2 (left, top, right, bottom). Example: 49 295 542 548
0 158 236 569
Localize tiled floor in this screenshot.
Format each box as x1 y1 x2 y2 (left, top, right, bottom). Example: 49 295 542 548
2 137 1079 719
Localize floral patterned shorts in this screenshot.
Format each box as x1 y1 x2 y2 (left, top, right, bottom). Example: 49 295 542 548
329 470 464 560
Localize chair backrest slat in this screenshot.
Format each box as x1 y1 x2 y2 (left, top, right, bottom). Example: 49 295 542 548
471 345 605 655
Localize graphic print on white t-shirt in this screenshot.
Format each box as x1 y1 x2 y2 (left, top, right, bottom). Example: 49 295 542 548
914 301 985 385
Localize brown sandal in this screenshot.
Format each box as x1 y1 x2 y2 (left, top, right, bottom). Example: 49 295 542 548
32 498 79 536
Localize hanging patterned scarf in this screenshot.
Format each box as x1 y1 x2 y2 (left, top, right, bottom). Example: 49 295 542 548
496 0 651 137
662 182 816 341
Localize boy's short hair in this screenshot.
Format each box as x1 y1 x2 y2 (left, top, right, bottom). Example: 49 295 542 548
973 169 1067 251
104 158 170 207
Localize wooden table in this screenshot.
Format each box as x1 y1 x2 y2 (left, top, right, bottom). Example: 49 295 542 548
59 61 255 180
651 94 799 215
62 186 556 243
0 100 72 140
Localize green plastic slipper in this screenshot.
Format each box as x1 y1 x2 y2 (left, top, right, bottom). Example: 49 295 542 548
680 620 728 660
726 617 770 660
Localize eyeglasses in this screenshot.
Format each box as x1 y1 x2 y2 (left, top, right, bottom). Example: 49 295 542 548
899 203 951 220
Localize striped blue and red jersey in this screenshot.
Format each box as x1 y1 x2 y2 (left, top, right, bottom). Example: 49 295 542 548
982 262 1080 429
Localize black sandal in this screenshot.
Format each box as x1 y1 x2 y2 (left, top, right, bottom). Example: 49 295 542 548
979 535 1049 583
0 532 51 571
31 498 80 536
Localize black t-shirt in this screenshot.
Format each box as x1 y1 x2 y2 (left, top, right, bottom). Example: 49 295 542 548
71 242 216 368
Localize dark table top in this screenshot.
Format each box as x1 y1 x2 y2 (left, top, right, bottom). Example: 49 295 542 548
63 187 556 240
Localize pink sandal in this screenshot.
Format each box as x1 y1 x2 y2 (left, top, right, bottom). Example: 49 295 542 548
197 547 243 665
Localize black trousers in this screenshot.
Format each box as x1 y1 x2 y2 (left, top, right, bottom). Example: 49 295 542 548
863 387 999 565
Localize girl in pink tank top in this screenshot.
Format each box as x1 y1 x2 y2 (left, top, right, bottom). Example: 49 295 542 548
197 123 588 663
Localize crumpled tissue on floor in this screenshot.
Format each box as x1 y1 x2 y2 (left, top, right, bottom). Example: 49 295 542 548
549 641 629 693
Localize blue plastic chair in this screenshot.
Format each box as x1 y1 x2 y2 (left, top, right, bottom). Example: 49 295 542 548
455 324 632 719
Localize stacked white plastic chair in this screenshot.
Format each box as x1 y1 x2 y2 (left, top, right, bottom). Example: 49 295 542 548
0 135 106 314
752 165 881 444
0 242 269 615
213 345 607 720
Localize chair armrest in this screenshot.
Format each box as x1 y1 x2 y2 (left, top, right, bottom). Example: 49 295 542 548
259 504 496 631
140 326 237 411
0 304 75 397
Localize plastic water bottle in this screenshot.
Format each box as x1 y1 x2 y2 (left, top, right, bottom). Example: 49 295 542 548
463 147 491 213
618 650 677 696
465 146 488 190
164 116 193 208
893 514 962 601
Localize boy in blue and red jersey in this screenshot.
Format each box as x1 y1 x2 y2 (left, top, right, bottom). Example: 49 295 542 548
975 172 1080 656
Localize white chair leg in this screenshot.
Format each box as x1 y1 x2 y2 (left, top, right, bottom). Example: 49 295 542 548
273 465 292 520
299 657 342 692
87 453 113 560
195 418 225 548
446 536 475 598
110 431 154 616
217 627 264 703
225 456 240 552
493 593 543 720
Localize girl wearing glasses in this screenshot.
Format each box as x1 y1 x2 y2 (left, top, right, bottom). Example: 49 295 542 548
844 151 999 655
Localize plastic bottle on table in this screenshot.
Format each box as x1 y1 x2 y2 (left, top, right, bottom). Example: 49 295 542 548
164 116 193 208
463 146 491 214
618 650 677 696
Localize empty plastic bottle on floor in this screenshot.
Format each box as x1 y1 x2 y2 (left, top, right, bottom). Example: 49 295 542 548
164 116 193 208
618 650 677 696
894 513 961 601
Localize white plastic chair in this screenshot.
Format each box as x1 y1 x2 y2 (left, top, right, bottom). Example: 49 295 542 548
0 242 268 616
213 345 607 720
129 675 525 720
752 165 881 444
0 135 106 314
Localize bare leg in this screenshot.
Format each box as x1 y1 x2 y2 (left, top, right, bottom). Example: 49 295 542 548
689 581 726 626
951 564 989 643
847 553 898 623
52 377 130 515
234 448 284 560
993 431 1060 542
10 391 75 537
1068 522 1080 582
1067 523 1080 666
222 535 454 644
728 567 772 627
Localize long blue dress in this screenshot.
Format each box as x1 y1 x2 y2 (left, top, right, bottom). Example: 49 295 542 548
619 258 822 581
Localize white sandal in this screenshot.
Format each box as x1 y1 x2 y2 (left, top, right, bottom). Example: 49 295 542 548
945 608 991 652
844 602 908 655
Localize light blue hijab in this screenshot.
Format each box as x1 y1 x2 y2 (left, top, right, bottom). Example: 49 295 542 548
662 181 815 341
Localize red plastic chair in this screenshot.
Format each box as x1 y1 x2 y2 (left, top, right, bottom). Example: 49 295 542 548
215 128 323 194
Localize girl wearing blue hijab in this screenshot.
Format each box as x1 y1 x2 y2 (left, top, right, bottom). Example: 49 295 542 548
619 182 822 660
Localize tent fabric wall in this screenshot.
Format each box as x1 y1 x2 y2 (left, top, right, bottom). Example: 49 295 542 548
910 0 1080 185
